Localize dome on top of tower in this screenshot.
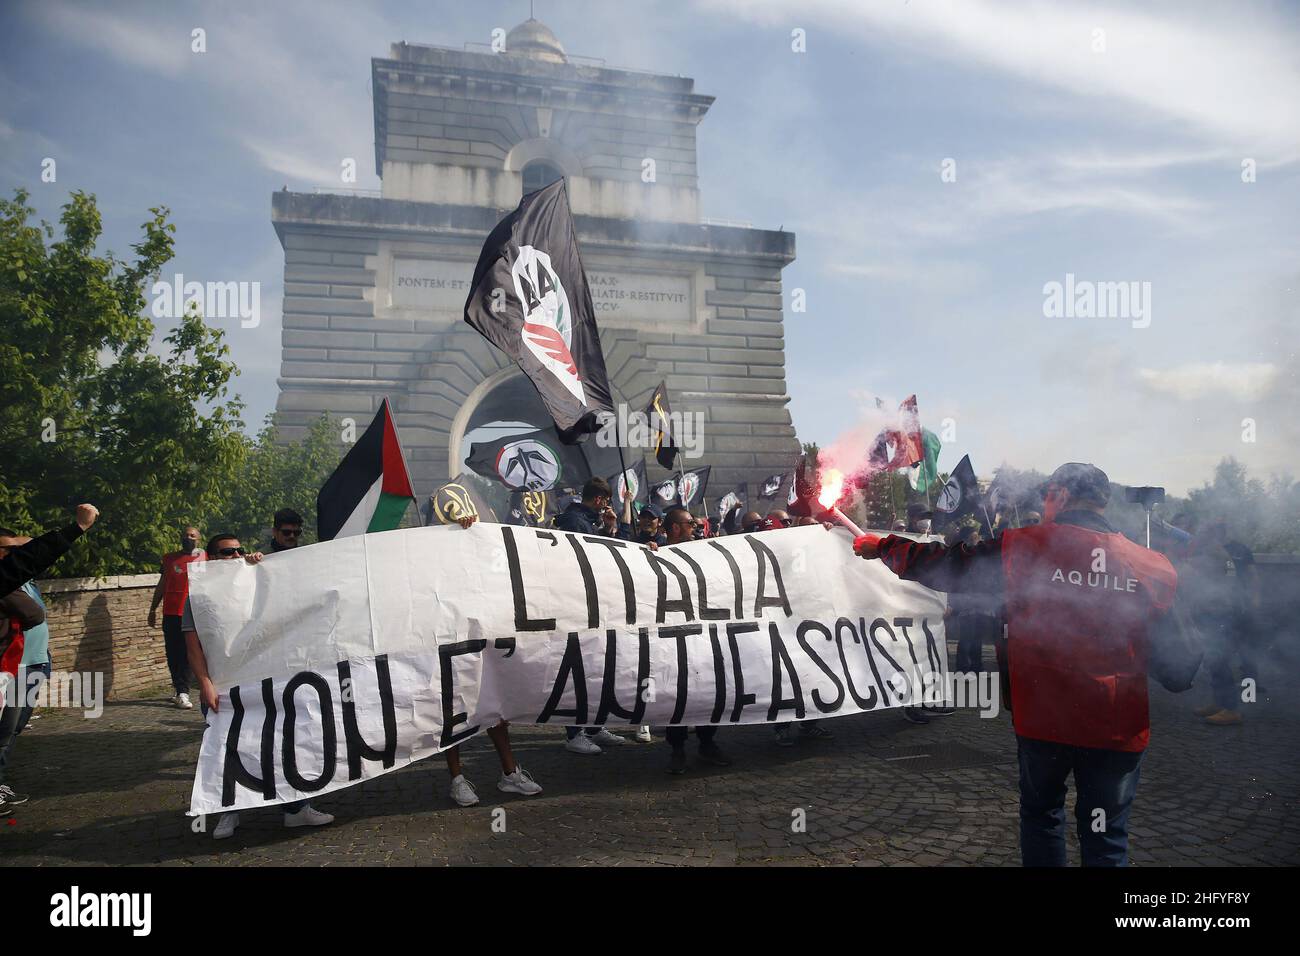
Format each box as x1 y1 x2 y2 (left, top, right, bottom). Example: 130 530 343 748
505 18 567 63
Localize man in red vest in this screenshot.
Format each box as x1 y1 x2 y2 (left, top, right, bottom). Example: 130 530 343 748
147 526 206 710
854 463 1178 866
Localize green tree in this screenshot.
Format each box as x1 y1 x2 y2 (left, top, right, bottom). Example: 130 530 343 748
205 413 349 549
0 189 246 576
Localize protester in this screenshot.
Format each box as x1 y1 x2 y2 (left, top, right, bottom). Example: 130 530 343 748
661 505 732 773
740 510 764 533
554 477 632 753
634 502 665 548
1180 517 1261 725
431 512 544 801
147 526 205 709
0 504 98 597
0 530 52 737
856 463 1178 866
444 721 543 806
183 532 334 839
269 508 304 552
629 503 663 741
763 508 790 530
945 527 1002 676
900 505 954 721
0 577 44 812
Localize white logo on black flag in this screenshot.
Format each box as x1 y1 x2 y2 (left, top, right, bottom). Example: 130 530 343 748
935 455 979 523
759 472 788 499
464 179 613 441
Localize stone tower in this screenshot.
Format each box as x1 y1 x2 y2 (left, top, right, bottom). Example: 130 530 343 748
272 18 801 500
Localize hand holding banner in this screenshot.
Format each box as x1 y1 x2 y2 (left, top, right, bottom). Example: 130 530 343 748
187 523 947 815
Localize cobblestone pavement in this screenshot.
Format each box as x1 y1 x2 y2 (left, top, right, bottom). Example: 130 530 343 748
3 653 1297 867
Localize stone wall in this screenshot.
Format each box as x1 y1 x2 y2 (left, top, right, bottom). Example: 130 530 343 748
271 192 801 497
34 574 173 702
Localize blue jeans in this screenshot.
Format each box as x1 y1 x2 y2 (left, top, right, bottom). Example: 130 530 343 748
1016 735 1144 867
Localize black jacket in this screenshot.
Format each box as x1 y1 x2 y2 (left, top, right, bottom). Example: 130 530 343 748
554 502 632 540
0 522 84 598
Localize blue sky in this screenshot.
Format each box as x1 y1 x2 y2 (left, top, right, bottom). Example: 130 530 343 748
2 0 1297 494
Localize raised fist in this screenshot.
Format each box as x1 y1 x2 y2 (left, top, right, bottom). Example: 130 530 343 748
75 503 100 531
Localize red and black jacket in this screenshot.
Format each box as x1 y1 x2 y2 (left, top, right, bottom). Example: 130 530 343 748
876 511 1177 752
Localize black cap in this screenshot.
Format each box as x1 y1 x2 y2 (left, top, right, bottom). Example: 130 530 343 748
906 503 933 519
639 503 663 520
1040 463 1111 506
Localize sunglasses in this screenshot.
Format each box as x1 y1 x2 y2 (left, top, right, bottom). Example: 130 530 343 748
277 527 302 537
215 546 246 557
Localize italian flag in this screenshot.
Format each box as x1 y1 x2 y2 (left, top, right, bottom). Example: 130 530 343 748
317 398 416 541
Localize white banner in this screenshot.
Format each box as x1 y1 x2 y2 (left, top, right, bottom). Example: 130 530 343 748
187 524 947 815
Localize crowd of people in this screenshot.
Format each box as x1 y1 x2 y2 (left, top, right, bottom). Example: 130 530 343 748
0 460 1267 866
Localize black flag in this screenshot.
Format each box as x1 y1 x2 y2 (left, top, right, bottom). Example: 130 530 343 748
676 466 712 507
464 179 613 441
650 477 678 509
934 455 979 525
465 426 591 492
606 458 648 506
758 472 789 500
645 381 678 470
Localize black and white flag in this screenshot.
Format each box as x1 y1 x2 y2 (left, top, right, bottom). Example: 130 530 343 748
935 455 979 524
464 179 613 441
759 472 790 500
652 468 711 509
465 426 591 492
606 458 648 506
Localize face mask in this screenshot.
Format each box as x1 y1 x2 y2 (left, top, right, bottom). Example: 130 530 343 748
182 536 198 551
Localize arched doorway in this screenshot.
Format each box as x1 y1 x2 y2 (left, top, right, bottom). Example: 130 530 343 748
447 370 557 521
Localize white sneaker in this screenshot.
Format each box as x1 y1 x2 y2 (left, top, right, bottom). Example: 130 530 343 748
590 728 626 746
636 725 653 743
283 805 334 828
565 734 602 755
498 766 543 795
449 774 479 807
213 812 240 840
177 693 194 710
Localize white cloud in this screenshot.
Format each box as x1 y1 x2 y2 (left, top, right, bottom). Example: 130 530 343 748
30 2 191 75
697 0 1300 161
1137 361 1280 401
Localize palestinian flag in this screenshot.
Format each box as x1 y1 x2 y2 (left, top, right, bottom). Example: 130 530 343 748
906 428 942 491
317 399 416 541
869 395 926 472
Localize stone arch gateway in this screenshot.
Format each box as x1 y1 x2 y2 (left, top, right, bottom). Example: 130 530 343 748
272 18 801 499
